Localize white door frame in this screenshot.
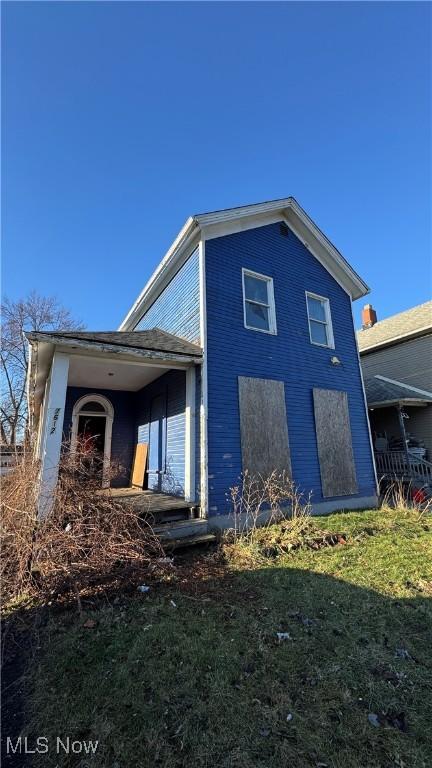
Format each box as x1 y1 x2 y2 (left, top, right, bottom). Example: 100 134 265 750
71 394 114 489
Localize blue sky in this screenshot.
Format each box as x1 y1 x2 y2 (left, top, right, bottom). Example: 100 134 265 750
2 1 431 330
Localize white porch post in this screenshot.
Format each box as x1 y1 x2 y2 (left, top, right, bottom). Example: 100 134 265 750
184 365 196 502
36 375 51 459
38 353 70 519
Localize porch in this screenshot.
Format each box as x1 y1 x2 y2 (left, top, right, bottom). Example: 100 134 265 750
364 374 432 495
27 329 204 524
99 487 199 522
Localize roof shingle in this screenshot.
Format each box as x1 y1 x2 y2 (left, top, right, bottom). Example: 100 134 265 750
364 375 432 407
29 328 202 358
357 301 432 353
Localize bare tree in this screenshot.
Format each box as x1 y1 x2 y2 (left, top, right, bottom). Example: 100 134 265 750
1 292 83 446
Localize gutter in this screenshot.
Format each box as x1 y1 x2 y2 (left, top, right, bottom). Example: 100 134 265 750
368 398 432 409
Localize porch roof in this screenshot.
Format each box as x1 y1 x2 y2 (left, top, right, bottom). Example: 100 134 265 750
26 328 202 429
365 375 432 409
26 328 202 359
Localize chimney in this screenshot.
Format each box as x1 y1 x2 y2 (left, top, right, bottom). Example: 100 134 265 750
362 303 377 329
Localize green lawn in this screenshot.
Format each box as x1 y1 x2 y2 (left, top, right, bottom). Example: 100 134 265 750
24 509 432 767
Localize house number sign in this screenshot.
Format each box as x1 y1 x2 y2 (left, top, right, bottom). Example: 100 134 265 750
50 408 61 435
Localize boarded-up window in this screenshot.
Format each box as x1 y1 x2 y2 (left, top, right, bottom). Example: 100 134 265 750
238 377 291 477
313 388 358 497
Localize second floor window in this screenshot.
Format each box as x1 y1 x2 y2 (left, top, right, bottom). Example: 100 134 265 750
242 269 277 334
306 292 334 348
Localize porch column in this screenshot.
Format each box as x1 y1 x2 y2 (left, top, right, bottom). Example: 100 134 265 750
396 404 411 470
38 353 70 519
184 366 196 502
36 375 51 459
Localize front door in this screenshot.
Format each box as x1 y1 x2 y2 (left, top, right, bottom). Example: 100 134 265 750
148 394 166 492
77 414 106 482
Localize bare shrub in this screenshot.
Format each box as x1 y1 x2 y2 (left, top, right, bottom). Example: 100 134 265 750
380 478 431 518
228 470 312 543
224 472 352 564
1 443 163 605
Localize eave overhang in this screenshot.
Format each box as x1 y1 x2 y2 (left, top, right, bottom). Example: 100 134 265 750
119 197 370 331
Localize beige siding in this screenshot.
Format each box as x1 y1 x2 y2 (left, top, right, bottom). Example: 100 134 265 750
369 405 432 461
360 334 432 392
406 405 432 460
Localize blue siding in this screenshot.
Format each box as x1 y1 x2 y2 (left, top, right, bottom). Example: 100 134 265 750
63 387 135 487
135 370 186 496
134 248 200 343
62 372 193 496
205 222 376 516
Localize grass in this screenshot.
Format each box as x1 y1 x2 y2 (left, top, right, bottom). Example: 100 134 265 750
17 508 432 767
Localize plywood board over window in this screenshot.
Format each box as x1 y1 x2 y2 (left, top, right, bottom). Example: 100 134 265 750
313 388 358 497
238 377 291 478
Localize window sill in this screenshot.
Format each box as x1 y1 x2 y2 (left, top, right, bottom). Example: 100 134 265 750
244 324 278 336
310 340 335 350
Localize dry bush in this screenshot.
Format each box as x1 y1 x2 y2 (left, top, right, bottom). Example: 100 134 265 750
227 470 312 543
380 478 432 518
1 443 163 606
224 472 349 564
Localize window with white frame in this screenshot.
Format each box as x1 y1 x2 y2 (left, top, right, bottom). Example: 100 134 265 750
242 269 277 334
306 292 334 348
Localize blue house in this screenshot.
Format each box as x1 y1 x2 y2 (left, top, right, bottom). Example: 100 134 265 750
27 197 377 532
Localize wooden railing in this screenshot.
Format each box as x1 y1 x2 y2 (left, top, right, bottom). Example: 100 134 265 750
375 450 432 485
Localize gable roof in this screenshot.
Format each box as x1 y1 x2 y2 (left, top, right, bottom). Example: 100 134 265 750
26 329 202 358
119 196 370 331
357 301 432 354
364 374 432 408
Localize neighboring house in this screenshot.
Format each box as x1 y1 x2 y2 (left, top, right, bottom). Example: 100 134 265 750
27 197 377 532
0 444 24 476
357 301 432 488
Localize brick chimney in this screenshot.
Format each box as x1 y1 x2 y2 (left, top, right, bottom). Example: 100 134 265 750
362 303 377 329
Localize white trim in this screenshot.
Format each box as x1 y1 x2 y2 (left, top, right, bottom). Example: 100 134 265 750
184 366 196 503
201 211 284 241
242 268 277 335
368 398 430 409
71 394 114 489
118 197 369 332
351 304 378 493
374 375 432 399
305 291 335 349
66 352 190 371
38 353 70 519
194 198 295 226
284 201 366 297
199 238 208 518
281 213 351 299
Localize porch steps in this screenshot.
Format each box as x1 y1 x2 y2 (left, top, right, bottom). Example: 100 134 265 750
154 518 212 544
103 488 206 532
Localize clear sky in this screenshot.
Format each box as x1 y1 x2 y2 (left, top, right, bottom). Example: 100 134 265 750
2 1 431 330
